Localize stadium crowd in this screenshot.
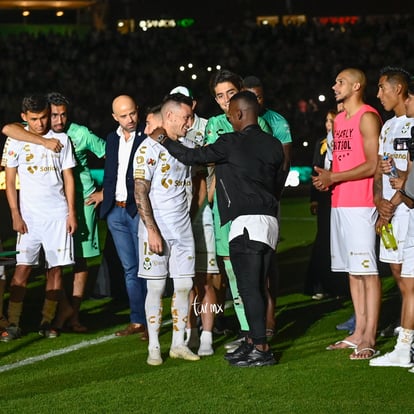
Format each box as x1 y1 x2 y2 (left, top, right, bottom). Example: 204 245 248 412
0 14 413 164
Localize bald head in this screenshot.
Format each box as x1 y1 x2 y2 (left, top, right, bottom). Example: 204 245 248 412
342 68 367 93
112 95 139 135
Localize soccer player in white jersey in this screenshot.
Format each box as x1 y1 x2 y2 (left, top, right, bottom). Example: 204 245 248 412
1 94 76 341
134 94 199 365
370 71 414 368
170 86 220 356
373 67 412 338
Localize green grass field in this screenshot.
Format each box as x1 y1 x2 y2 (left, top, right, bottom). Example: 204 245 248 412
0 195 410 414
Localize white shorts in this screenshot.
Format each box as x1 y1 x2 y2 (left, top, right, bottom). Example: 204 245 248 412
401 210 414 278
16 219 74 268
138 225 195 279
331 207 378 275
192 204 219 274
379 204 410 264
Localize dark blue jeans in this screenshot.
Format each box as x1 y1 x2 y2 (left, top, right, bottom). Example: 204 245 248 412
229 229 274 345
107 205 147 325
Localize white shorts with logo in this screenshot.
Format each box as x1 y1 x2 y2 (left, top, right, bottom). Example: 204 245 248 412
379 204 410 264
401 209 414 278
16 219 74 268
331 207 378 275
138 223 195 279
192 204 219 274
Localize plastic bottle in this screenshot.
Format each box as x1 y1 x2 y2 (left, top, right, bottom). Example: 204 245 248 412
383 155 398 178
381 223 398 250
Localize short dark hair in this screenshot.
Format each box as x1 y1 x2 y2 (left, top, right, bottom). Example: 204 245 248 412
162 93 193 108
21 94 48 113
230 90 260 112
209 69 243 96
145 104 162 117
243 75 263 89
379 66 411 96
47 92 70 107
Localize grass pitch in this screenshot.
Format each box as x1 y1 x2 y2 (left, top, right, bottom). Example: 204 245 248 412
0 196 409 413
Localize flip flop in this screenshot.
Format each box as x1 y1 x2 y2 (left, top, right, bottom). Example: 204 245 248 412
349 347 380 360
326 339 357 350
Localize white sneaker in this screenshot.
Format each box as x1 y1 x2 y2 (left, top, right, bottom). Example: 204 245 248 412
408 367 414 373
198 342 214 356
169 345 200 361
369 350 413 368
147 347 163 366
394 326 402 336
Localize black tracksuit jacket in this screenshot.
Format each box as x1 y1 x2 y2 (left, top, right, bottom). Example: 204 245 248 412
162 124 285 226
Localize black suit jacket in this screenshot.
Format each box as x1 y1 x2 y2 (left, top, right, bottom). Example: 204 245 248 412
100 123 146 219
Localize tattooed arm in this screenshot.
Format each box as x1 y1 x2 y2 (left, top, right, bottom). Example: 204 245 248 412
134 178 164 255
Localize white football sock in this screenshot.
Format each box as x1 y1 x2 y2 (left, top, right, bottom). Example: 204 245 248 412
200 330 212 345
145 279 166 349
171 277 193 348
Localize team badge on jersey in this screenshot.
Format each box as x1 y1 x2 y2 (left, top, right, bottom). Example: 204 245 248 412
147 158 156 166
143 256 152 270
194 132 204 147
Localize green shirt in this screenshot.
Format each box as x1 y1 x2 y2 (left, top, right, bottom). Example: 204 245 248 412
67 122 106 198
262 108 292 144
205 113 272 144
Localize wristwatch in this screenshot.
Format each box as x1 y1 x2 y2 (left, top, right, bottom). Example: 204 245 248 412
157 134 167 144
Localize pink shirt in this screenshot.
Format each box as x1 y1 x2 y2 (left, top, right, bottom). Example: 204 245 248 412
331 104 380 208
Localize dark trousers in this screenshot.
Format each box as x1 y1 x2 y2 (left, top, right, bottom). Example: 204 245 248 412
229 229 274 345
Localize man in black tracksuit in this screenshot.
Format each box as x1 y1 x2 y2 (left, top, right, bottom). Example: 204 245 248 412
154 90 285 366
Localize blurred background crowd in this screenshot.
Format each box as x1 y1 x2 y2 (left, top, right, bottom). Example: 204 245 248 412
0 13 413 166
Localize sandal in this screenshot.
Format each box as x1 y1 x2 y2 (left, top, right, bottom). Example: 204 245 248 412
326 339 357 350
349 347 380 360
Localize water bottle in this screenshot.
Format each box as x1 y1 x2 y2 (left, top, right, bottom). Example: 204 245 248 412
381 223 398 250
383 155 398 178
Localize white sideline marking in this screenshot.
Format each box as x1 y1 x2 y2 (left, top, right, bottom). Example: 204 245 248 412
0 334 116 373
0 318 177 373
0 301 234 373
